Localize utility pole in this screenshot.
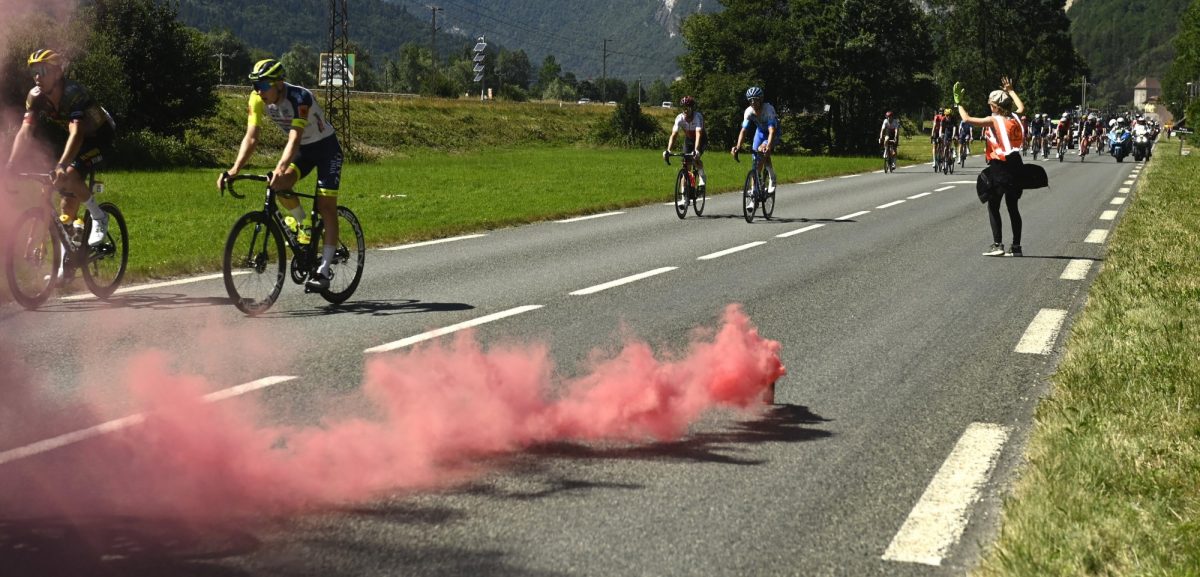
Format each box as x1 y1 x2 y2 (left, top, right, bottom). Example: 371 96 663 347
1082 75 1087 114
601 38 610 102
213 51 236 84
428 5 443 73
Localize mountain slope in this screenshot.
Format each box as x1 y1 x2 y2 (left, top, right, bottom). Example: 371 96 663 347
1067 0 1189 106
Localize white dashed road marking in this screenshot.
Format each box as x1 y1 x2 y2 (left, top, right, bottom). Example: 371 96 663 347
1060 260 1092 281
698 242 767 261
882 423 1012 566
61 273 235 301
364 305 544 353
382 234 488 251
1100 210 1118 221
776 224 825 238
1085 229 1109 243
907 192 932 200
1111 197 1126 205
876 200 906 209
835 211 870 221
1015 309 1068 355
934 186 955 192
569 267 677 296
557 212 625 223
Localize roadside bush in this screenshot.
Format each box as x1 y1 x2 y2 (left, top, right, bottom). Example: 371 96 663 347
593 95 664 148
112 129 216 169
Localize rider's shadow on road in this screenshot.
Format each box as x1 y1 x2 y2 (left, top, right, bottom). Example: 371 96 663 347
274 299 474 318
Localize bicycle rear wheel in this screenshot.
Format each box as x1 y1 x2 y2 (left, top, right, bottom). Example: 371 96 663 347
674 170 688 219
81 203 128 299
315 206 365 305
223 211 286 315
5 206 59 309
742 170 757 223
760 167 775 219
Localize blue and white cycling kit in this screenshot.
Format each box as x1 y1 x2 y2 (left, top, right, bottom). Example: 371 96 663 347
742 103 779 152
248 83 342 194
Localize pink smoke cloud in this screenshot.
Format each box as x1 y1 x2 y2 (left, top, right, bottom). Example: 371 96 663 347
0 305 784 521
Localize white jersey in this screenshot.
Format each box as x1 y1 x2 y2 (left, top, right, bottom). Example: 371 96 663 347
248 82 336 146
673 111 705 136
742 103 779 134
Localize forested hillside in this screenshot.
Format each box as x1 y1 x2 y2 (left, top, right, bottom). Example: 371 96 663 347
1067 0 1189 107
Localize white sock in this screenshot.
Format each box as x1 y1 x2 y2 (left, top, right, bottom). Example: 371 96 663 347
84 197 103 219
767 167 777 190
319 244 336 275
698 169 707 187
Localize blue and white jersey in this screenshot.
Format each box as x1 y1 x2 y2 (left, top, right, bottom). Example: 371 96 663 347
742 103 779 134
248 82 336 146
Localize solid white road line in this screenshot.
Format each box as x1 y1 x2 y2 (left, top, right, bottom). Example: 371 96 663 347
907 192 932 200
1111 197 1127 205
776 224 826 238
840 174 860 179
942 181 975 185
364 305 544 353
1100 210 1118 221
800 179 826 185
934 186 955 192
569 267 677 296
60 273 233 302
1085 229 1109 244
1118 187 1131 193
382 234 488 251
1015 309 1068 355
1060 259 1093 281
556 212 625 223
835 211 870 221
876 200 906 209
698 242 766 261
0 376 297 466
882 423 1012 566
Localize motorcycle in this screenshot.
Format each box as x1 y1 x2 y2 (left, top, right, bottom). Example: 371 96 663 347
1132 126 1152 161
1109 128 1131 162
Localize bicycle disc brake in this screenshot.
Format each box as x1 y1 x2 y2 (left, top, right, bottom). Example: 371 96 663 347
290 255 308 284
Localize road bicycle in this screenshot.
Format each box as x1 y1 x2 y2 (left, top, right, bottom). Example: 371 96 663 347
220 173 365 315
881 139 897 173
4 172 128 309
1057 135 1067 162
1080 133 1091 162
941 138 955 174
959 138 970 167
663 151 705 218
734 149 774 223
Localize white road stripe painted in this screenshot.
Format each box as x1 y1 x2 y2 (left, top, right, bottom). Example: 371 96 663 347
1123 180 1135 185
882 423 1012 566
0 376 297 466
1060 259 1092 281
800 179 826 185
876 200 906 209
382 233 488 251
1118 187 1130 193
698 242 767 260
365 305 544 353
776 224 826 238
840 174 860 179
1100 210 1118 221
60 273 236 301
934 186 955 192
569 267 677 296
1015 309 1068 355
557 212 625 223
835 211 870 221
942 181 975 184
1085 229 1109 243
873 170 885 174
907 192 932 200
1111 197 1126 205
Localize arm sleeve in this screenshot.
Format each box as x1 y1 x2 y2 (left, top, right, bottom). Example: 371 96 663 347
247 92 266 127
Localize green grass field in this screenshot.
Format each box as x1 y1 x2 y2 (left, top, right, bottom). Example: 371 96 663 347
977 150 1200 576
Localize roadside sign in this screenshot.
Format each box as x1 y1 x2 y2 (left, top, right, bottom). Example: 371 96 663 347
473 63 485 73
473 42 487 53
318 53 355 87
473 73 484 83
473 53 486 62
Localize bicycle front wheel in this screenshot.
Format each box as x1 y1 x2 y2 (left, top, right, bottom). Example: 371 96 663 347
81 203 128 299
693 177 706 216
315 206 365 305
223 212 286 315
742 170 757 223
5 206 59 310
674 170 688 219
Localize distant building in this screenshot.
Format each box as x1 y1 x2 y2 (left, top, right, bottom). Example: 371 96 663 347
1133 77 1161 111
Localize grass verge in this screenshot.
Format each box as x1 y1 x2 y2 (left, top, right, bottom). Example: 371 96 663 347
977 151 1200 575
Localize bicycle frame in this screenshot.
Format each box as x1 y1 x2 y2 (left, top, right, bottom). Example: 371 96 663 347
224 174 321 264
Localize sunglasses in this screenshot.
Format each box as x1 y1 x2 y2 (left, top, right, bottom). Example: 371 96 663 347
29 64 51 78
253 80 274 92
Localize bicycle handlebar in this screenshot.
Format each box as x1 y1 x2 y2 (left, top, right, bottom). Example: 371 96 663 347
663 151 697 166
220 172 271 200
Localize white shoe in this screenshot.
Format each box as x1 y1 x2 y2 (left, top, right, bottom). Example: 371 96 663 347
88 215 109 246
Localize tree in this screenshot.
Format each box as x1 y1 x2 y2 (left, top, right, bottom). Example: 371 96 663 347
536 54 563 94
205 30 252 85
647 79 672 105
1164 0 1200 123
82 0 218 138
542 77 577 102
279 42 318 88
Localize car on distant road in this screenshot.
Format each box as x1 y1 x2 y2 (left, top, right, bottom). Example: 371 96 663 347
577 98 590 105
662 101 672 108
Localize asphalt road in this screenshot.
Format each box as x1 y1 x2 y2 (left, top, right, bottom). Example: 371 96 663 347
0 149 1145 576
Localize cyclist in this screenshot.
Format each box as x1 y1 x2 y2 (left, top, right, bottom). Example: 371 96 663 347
5 49 116 252
1053 112 1071 158
878 111 899 161
730 86 779 200
217 59 344 291
1079 113 1097 156
957 116 973 161
939 108 957 163
665 95 707 195
930 108 948 166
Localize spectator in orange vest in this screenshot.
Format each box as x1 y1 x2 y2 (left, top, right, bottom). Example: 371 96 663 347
957 76 1027 257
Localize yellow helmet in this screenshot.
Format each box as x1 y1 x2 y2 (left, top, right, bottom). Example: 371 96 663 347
248 59 284 81
27 49 62 66
944 108 952 116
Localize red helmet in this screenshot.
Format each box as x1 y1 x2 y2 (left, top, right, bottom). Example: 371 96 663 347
679 96 696 109
885 111 893 118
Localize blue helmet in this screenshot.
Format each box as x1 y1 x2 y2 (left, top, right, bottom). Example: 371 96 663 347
745 86 764 100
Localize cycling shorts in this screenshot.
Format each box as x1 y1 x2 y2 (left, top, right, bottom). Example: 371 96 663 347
289 134 343 196
752 129 776 153
683 133 707 156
